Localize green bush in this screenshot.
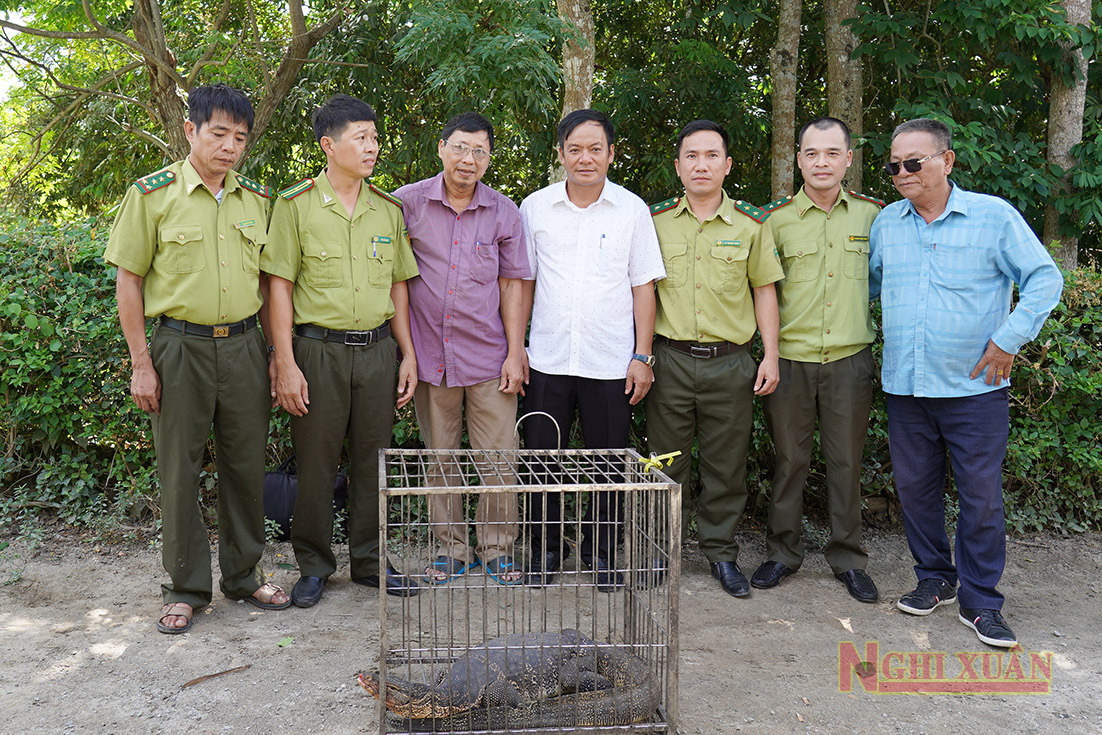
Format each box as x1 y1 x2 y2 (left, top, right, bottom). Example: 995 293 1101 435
2 217 1099 535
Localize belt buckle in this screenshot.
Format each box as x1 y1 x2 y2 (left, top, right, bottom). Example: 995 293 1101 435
689 345 713 359
344 331 370 346
213 326 230 338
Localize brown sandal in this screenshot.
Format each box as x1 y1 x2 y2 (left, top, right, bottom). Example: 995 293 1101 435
157 602 194 634
229 582 291 610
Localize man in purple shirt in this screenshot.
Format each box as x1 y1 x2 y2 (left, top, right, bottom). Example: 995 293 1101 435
395 112 531 586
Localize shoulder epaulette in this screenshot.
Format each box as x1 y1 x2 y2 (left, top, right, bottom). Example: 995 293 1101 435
235 173 271 199
369 183 402 208
132 168 178 195
650 197 679 217
278 178 315 200
761 195 794 213
849 190 885 207
733 199 769 224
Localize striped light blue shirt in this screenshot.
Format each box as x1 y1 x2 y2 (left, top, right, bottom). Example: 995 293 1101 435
869 182 1062 398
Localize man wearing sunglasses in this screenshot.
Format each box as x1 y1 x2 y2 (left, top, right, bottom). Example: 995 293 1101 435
394 112 531 587
869 118 1063 648
755 118 882 604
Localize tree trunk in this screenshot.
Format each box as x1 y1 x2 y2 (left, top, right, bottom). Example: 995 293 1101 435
132 0 188 159
770 0 802 200
551 0 594 182
825 0 863 192
1044 0 1091 270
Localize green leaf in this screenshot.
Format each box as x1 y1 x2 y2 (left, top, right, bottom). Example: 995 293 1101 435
277 636 294 647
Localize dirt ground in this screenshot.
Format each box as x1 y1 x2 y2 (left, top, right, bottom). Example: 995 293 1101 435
1 529 1100 735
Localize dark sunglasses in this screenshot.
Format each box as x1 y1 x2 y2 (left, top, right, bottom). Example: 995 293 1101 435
883 150 948 176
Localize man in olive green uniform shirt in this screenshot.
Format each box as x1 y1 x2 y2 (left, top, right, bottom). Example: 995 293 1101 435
106 84 289 634
647 120 784 598
753 117 883 603
263 95 421 607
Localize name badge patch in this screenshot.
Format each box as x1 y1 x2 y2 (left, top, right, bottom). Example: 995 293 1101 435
233 219 257 229
716 240 742 247
849 235 869 242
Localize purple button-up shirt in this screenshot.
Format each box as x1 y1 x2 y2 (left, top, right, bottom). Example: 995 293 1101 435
395 173 530 386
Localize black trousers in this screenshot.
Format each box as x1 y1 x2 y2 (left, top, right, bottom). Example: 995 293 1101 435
522 369 632 562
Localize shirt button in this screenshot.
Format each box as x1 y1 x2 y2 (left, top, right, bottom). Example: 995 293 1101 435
353 255 358 260
696 284 701 289
356 318 361 323
698 333 704 339
321 251 327 256
829 243 834 248
698 227 703 233
826 301 832 307
445 315 451 319
221 314 227 320
355 287 360 292
219 234 224 240
726 256 733 262
696 255 701 260
797 250 804 256
451 265 456 269
828 272 834 277
696 309 702 315
454 240 458 245
448 289 453 294
222 287 228 292
221 260 227 266
178 234 185 241
444 338 449 343
825 328 831 335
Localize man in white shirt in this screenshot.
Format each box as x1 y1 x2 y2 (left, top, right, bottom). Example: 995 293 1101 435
519 109 666 590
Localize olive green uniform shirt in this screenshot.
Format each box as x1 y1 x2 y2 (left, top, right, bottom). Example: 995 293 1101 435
261 173 419 330
104 159 270 324
764 187 882 364
651 191 783 344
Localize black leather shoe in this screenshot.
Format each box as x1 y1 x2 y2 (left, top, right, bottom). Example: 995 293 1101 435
524 551 562 586
750 560 797 589
585 556 624 593
291 575 326 608
835 569 879 603
710 561 751 598
352 564 420 597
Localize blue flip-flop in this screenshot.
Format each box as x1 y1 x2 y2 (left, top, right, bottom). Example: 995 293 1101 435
426 555 480 584
484 556 523 586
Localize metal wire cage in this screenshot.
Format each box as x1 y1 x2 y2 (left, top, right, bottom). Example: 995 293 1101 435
374 448 680 734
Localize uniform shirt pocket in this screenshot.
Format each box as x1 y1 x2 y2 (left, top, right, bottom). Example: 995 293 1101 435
658 242 689 289
469 241 499 284
780 239 819 283
709 242 750 290
843 238 869 279
367 236 395 288
158 224 205 274
302 241 344 288
237 224 267 275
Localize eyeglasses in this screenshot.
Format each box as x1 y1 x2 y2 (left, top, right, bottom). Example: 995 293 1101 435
442 140 491 161
884 150 948 176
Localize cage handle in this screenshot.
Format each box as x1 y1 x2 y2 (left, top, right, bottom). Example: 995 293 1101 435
514 411 562 451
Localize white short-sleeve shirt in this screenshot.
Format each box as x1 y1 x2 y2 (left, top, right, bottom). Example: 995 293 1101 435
520 179 666 380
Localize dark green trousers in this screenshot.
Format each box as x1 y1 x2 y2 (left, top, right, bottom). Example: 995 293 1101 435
646 340 757 562
289 335 397 580
762 348 874 574
149 324 269 608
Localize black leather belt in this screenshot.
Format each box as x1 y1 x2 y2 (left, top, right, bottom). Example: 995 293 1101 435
658 335 748 358
295 322 391 345
159 314 257 338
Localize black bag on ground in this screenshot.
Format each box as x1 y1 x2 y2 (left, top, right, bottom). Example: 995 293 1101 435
263 456 349 542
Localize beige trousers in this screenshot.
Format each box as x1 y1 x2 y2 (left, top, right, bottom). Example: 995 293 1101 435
413 376 519 563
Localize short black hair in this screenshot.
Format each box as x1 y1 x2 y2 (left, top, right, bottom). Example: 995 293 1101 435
312 94 377 143
892 118 952 150
188 84 254 132
557 109 614 148
798 117 851 149
441 112 495 152
676 120 729 157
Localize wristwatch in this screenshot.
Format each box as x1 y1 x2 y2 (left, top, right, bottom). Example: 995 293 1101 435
632 353 655 367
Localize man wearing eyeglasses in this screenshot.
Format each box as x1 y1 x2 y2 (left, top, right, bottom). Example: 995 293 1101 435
870 118 1062 647
394 112 531 587
754 117 882 604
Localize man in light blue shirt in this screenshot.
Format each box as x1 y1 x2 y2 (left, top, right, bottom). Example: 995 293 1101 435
870 118 1062 649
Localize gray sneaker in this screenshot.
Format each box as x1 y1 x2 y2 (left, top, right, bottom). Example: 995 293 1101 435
896 578 957 616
